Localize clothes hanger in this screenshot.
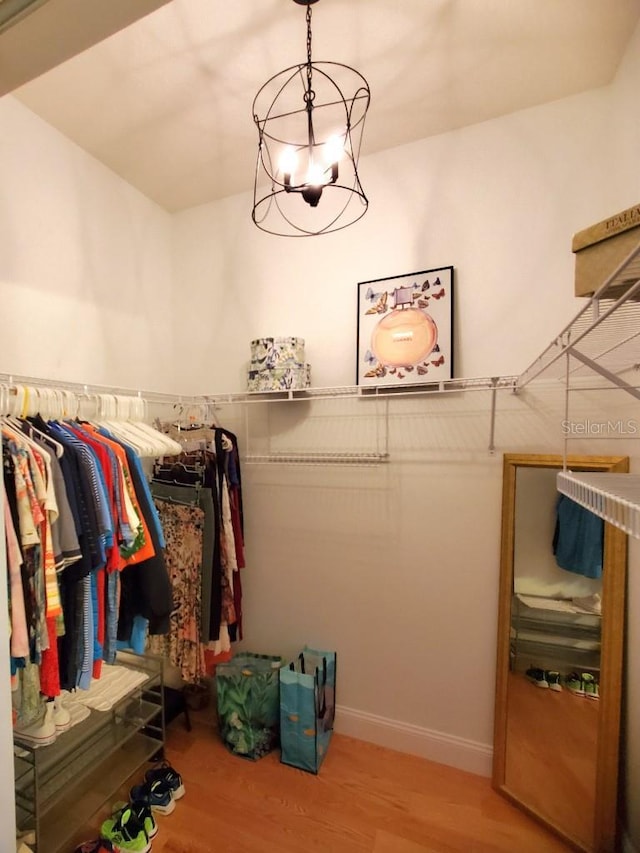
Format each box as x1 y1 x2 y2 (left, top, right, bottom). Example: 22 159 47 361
93 395 154 456
5 414 65 460
95 392 182 457
23 388 66 458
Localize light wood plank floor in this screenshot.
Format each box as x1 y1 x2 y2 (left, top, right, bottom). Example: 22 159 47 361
142 708 572 853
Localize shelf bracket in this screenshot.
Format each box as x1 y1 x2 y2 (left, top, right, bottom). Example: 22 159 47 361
488 377 499 455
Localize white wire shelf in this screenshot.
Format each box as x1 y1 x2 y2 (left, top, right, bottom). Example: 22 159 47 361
206 376 517 404
557 471 640 539
0 371 518 408
515 236 640 540
517 241 640 392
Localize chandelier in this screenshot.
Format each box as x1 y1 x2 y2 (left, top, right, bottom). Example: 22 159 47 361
251 0 370 237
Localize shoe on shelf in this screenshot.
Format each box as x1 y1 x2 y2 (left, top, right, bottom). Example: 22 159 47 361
52 698 72 733
566 672 585 696
101 807 150 853
14 702 57 748
130 778 176 815
525 667 548 688
545 671 563 692
144 760 186 800
112 800 158 841
582 672 600 700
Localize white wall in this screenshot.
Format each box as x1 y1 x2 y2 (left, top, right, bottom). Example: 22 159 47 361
0 96 176 392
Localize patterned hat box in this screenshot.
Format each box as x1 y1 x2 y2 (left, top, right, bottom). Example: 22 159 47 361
250 337 306 369
247 364 311 392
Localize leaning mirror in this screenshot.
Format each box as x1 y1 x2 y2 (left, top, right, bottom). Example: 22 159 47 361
493 453 628 853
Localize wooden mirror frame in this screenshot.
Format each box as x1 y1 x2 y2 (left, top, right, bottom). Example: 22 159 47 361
492 453 629 853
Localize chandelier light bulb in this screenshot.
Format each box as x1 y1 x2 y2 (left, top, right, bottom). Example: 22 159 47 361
323 135 344 165
306 161 326 187
279 146 298 179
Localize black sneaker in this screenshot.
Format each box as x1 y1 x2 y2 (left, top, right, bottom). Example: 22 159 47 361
545 670 563 692
130 778 175 815
525 667 548 688
144 760 186 800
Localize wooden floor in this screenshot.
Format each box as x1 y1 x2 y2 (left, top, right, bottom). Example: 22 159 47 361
139 707 573 853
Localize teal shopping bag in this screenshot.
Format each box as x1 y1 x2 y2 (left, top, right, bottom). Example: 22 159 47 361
279 646 336 773
216 652 282 760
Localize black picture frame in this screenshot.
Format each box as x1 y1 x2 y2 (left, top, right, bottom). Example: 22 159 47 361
356 266 454 386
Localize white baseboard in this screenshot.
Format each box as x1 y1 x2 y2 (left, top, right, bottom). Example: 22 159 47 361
622 830 639 853
334 704 493 778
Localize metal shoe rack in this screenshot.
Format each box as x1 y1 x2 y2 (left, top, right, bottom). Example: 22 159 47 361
13 652 164 853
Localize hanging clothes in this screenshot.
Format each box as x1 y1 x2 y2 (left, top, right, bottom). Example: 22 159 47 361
148 480 216 642
148 499 207 684
552 494 604 579
3 412 174 731
151 423 246 672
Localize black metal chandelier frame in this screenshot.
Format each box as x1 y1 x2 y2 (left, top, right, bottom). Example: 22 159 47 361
251 0 371 237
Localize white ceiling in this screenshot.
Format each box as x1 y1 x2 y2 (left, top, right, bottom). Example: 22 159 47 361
9 0 640 212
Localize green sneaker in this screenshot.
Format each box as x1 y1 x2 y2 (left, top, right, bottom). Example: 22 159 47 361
111 800 157 841
101 807 151 853
566 672 585 695
582 672 599 700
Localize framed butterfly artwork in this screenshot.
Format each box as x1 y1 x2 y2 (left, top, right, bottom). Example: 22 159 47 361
356 266 454 387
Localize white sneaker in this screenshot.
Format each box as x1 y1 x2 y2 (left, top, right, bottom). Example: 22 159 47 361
14 703 57 748
52 698 72 733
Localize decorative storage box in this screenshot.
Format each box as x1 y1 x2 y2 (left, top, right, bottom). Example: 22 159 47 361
572 203 640 299
247 364 311 392
247 336 311 391
250 337 306 369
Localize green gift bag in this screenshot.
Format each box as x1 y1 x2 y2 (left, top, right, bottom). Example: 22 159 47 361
215 652 282 760
279 646 337 774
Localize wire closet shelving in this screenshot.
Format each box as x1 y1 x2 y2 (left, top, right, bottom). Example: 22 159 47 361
516 237 640 538
2 237 640 525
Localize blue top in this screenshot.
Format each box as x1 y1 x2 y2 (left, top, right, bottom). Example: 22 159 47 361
553 495 604 579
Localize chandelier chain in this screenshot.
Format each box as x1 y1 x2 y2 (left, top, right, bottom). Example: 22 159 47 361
304 2 315 143
305 4 313 93
306 4 313 66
